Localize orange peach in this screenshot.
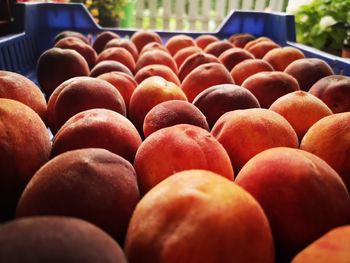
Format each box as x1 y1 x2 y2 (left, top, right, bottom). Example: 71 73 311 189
300 112 350 191
104 38 139 61
292 226 350 263
181 62 234 102
178 52 220 82
244 37 275 50
134 125 234 194
173 46 202 68
242 71 300 108
143 100 209 137
211 108 298 173
125 170 274 263
218 47 255 71
0 99 51 221
16 148 140 244
193 84 260 128
139 42 170 56
269 91 333 141
0 216 127 262
92 31 120 54
230 58 274 85
284 58 334 91
245 39 280 59
54 36 97 69
51 109 142 163
90 60 133 77
263 46 305 71
135 49 178 74
130 30 162 52
203 40 234 57
236 147 350 262
47 76 126 133
134 64 180 86
195 34 219 49
128 76 187 134
54 30 89 44
36 47 89 97
0 70 47 121
165 34 196 56
228 33 256 48
96 47 136 73
308 75 350 113
97 71 138 109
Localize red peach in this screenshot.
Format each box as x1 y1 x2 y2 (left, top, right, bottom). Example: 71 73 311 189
134 124 234 194
181 62 234 102
236 147 350 261
143 100 209 137
193 84 260 128
242 71 300 108
230 58 274 85
211 108 298 173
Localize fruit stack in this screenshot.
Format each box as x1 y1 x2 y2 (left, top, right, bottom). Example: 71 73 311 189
0 29 349 263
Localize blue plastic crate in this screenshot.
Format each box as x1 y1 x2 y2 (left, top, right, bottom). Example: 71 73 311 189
0 2 349 82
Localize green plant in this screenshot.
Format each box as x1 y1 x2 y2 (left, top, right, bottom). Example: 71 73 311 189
72 0 127 27
293 0 350 52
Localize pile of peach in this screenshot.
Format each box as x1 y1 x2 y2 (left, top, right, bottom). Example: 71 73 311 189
0 29 350 262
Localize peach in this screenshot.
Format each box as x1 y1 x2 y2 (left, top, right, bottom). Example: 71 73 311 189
203 40 234 57
228 33 255 48
243 37 275 50
284 58 334 91
292 226 350 263
263 46 305 71
96 47 136 73
36 47 89 97
195 34 219 49
92 31 120 54
242 71 300 108
308 75 350 113
90 60 133 77
165 34 196 56
128 76 187 134
104 38 139 61
178 52 220 82
16 148 140 244
130 30 162 52
143 100 209 137
54 30 89 44
97 71 138 109
211 108 298 173
193 84 260 128
139 42 170 56
125 170 274 263
300 112 350 191
0 99 51 221
218 47 255 71
0 216 127 262
173 46 202 68
181 62 234 102
135 49 178 74
230 58 274 85
0 70 47 121
134 125 234 194
47 76 126 134
51 109 142 162
134 64 180 86
269 91 333 141
54 36 97 69
245 39 280 59
236 147 350 262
